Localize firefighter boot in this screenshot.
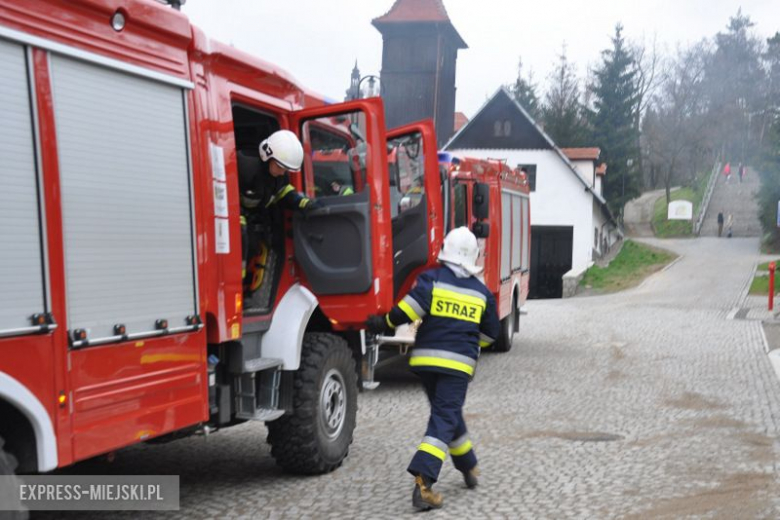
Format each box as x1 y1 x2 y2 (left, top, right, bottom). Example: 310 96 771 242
463 466 480 489
412 475 443 511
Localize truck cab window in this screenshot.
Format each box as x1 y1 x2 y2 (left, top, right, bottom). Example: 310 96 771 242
387 132 425 218
302 112 368 199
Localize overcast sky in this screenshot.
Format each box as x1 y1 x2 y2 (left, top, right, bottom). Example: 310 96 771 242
182 0 778 118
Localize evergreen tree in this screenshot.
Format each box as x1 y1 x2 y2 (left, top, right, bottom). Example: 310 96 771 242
588 23 641 213
508 57 541 120
756 33 780 243
757 118 780 243
704 9 765 162
542 46 588 146
762 32 780 145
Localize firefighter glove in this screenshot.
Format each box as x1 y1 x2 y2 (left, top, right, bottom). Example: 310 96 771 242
366 314 389 335
300 198 323 218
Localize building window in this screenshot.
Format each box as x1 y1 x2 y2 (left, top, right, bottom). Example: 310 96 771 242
519 164 536 192
494 120 512 137
595 228 599 249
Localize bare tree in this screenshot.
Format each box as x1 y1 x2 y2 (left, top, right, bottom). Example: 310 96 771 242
632 34 664 187
644 42 713 203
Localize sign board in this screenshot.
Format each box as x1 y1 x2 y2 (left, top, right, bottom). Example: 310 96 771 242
215 218 230 254
777 200 780 228
668 200 693 220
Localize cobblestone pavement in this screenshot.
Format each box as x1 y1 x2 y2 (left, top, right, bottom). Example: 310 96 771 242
39 237 780 519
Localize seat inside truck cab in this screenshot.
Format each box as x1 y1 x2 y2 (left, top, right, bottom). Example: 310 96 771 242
232 104 283 314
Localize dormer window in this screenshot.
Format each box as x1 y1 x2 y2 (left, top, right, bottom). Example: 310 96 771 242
494 119 512 137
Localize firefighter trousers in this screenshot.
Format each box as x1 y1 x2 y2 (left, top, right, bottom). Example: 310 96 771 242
407 370 477 483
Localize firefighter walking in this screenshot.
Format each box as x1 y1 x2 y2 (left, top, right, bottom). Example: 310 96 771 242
367 227 500 511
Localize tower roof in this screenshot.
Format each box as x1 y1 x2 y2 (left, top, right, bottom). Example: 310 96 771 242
373 0 451 23
372 0 467 48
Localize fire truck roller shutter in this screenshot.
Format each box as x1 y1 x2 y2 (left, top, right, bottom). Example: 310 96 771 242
511 194 522 271
521 198 530 270
50 55 196 342
0 39 47 336
500 192 512 280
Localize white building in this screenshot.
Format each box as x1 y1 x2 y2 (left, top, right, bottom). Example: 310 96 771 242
443 87 620 298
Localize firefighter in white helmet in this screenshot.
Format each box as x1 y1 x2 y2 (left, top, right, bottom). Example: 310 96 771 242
239 130 318 299
367 226 500 511
239 129 315 211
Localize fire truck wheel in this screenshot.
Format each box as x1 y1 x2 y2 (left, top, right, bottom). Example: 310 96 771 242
493 294 519 353
267 333 358 474
0 436 27 519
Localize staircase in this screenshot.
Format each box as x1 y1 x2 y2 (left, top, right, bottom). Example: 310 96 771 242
699 167 762 237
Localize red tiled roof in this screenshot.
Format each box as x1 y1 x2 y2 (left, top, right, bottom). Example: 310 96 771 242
454 112 469 132
561 147 601 161
373 0 451 24
596 163 607 176
372 0 467 48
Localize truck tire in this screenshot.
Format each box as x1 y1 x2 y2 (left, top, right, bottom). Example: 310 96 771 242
267 333 358 474
493 294 519 353
0 436 27 519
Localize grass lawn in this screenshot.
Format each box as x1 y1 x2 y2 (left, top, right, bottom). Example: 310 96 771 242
757 259 780 271
750 275 770 295
760 239 780 254
651 173 710 238
580 240 677 294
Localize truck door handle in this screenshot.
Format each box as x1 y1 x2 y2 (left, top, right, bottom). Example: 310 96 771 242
309 234 324 243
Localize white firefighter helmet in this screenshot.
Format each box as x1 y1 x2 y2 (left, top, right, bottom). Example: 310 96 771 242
259 130 304 172
437 226 482 275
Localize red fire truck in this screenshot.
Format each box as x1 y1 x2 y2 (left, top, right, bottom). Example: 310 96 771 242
372 153 531 357
0 0 528 479
440 153 530 351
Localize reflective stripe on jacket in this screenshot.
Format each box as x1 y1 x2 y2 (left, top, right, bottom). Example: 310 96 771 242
387 266 500 378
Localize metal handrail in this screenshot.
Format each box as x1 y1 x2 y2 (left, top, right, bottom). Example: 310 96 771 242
693 160 721 236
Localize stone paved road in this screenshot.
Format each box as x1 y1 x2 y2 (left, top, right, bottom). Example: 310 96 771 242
38 238 780 519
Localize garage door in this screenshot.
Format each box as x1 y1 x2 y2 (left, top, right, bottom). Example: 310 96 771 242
529 226 573 299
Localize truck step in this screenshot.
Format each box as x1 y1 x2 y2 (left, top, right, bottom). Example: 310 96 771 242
242 357 283 373
236 408 285 422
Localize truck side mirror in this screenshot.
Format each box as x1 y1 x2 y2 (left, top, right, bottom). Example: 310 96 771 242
472 221 490 238
473 183 490 220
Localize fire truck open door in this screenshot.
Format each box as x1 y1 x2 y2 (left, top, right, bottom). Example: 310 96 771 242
385 120 441 297
290 98 394 327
